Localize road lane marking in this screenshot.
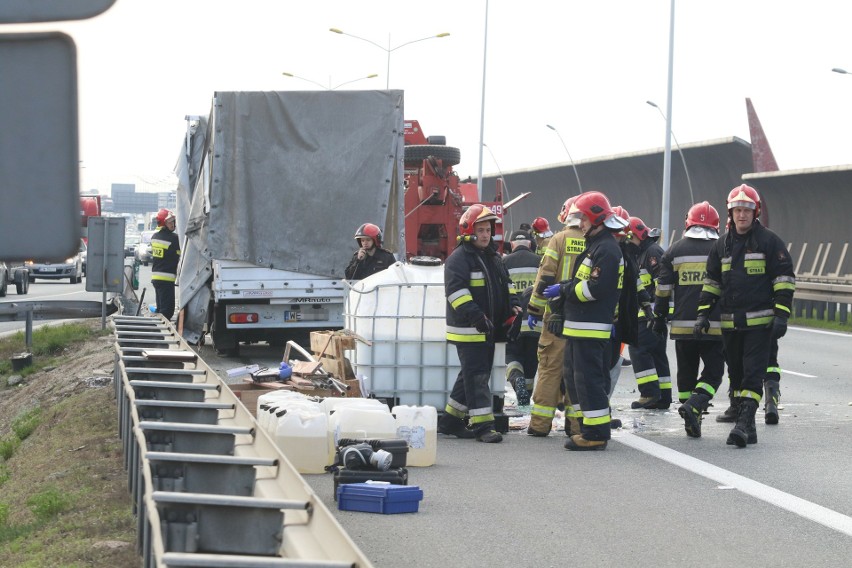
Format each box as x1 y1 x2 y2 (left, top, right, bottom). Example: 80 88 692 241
615 432 852 537
782 369 817 378
790 326 852 338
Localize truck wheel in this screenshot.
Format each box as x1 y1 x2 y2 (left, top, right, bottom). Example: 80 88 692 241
0 278 7 297
15 277 28 295
404 144 461 167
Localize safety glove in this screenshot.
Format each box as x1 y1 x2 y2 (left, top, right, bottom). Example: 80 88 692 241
543 283 563 299
693 314 710 339
504 315 522 342
473 314 494 335
527 314 540 330
770 316 788 339
651 316 668 340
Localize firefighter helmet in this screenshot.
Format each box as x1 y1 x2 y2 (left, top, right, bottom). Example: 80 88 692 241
156 208 175 226
557 196 579 224
459 204 498 236
627 216 650 241
354 223 383 247
611 205 630 237
568 191 627 230
685 201 720 230
531 217 553 237
726 184 761 217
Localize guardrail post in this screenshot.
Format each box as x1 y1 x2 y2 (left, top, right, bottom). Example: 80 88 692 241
25 308 33 350
840 303 848 325
816 301 826 320
828 302 837 322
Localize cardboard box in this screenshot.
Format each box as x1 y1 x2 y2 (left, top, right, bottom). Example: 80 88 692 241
226 382 291 417
337 483 422 514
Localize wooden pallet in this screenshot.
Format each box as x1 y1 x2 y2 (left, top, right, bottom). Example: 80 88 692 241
309 331 357 380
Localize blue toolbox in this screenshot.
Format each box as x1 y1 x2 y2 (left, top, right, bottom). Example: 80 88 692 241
336 483 423 514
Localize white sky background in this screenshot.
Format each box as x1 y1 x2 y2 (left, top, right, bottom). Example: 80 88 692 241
13 0 852 195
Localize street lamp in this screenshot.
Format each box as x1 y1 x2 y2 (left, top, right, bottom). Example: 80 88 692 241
329 28 450 89
647 100 694 204
281 72 378 90
832 67 850 75
482 142 513 231
545 124 583 194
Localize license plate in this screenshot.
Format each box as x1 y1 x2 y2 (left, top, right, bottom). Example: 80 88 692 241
41 267 56 273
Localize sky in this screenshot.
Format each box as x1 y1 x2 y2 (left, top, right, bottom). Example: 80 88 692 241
11 0 852 195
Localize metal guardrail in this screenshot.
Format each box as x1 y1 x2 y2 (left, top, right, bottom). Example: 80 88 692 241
794 280 852 304
111 314 371 568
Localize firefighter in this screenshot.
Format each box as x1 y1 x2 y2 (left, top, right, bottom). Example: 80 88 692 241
525 196 586 436
625 216 673 409
151 208 181 321
531 217 554 256
502 231 543 405
344 223 396 280
544 191 627 450
653 201 725 437
695 185 795 447
439 204 521 443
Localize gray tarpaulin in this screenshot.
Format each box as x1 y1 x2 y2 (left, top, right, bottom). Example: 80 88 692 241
174 90 404 343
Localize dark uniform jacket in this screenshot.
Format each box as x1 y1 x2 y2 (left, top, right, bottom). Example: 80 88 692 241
655 234 722 340
698 221 796 329
445 240 519 344
151 226 181 283
503 244 542 336
561 229 624 340
345 248 396 280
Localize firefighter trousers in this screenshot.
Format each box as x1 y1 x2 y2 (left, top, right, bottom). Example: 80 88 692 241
563 337 612 441
674 340 725 403
767 336 780 384
446 342 496 435
529 327 572 434
722 327 772 401
628 324 672 402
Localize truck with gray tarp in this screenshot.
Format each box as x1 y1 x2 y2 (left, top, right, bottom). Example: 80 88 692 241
175 90 404 355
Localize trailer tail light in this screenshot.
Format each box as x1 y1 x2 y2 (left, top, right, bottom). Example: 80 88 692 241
229 312 259 324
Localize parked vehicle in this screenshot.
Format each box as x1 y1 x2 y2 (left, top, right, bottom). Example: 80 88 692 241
177 91 401 356
25 239 85 284
0 261 29 296
124 233 141 257
135 230 155 265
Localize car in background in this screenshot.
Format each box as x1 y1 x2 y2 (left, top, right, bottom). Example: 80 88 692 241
0 261 29 296
25 239 85 284
124 233 141 257
80 239 88 276
135 230 156 266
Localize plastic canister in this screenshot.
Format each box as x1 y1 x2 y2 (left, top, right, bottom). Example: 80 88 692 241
266 399 322 436
320 397 388 416
256 391 309 430
273 407 329 474
391 405 437 467
328 406 396 466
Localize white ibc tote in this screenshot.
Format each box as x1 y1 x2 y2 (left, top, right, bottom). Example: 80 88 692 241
345 259 506 409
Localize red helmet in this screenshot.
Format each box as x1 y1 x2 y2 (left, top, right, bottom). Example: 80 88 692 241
627 216 650 241
354 223 383 247
459 204 498 236
531 217 552 237
727 184 761 217
557 196 579 224
156 208 175 226
611 205 630 237
568 191 626 230
685 201 720 230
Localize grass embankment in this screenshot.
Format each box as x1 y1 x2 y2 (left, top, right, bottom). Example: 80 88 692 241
0 322 137 567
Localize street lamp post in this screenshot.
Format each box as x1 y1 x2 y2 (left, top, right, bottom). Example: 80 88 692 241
329 28 449 89
545 124 582 194
482 142 513 231
832 67 851 75
282 72 378 90
658 0 676 247
647 100 694 205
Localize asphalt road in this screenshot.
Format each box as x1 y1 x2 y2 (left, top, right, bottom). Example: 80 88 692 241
200 324 852 568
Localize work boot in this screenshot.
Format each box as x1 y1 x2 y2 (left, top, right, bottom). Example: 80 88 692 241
610 418 623 429
564 416 583 437
652 389 672 410
510 372 531 407
476 430 503 443
438 414 476 439
678 392 711 438
527 427 548 437
564 435 607 451
715 395 739 423
631 396 660 409
764 380 781 425
726 399 758 448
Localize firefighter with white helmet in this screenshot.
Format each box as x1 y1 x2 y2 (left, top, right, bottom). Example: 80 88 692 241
543 191 627 450
440 204 521 443
525 195 586 436
344 223 396 280
653 201 725 437
695 185 795 447
151 208 181 321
